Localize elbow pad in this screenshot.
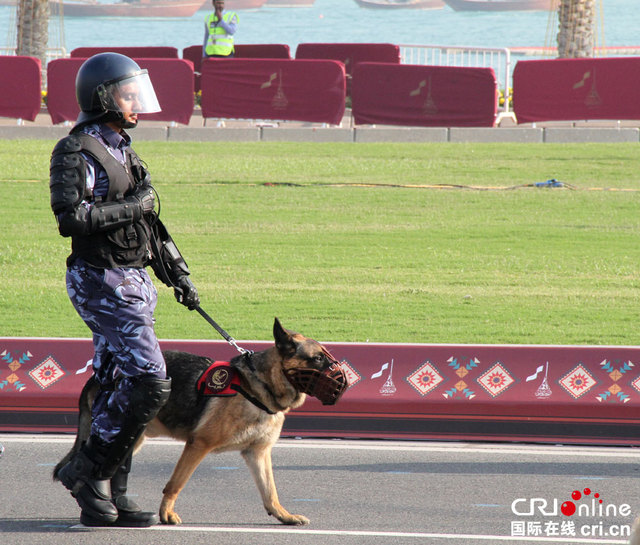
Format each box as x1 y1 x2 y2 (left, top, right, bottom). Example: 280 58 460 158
89 199 142 232
57 199 142 237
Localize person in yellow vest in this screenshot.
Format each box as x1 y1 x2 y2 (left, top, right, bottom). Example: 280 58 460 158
203 0 238 58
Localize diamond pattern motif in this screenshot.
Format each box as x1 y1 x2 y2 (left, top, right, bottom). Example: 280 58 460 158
29 356 65 390
559 364 597 399
477 362 515 398
631 376 640 395
339 360 361 389
406 361 444 396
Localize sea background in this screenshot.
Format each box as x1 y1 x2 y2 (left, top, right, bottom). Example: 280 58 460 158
0 0 637 58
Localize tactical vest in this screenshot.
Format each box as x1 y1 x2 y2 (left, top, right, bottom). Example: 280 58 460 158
204 11 237 57
50 132 152 269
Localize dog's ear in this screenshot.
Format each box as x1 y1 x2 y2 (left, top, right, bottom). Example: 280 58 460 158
274 317 297 358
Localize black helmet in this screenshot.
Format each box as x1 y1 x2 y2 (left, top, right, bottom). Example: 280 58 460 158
73 52 160 129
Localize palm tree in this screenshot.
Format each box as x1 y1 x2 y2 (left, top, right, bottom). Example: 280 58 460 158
16 0 49 67
557 0 596 58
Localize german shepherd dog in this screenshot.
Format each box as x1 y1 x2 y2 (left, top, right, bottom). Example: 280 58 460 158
54 318 347 526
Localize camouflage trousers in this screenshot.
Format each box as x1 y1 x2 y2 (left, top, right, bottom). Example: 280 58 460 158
66 260 166 443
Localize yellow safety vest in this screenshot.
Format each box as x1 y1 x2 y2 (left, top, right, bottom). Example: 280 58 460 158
204 11 237 57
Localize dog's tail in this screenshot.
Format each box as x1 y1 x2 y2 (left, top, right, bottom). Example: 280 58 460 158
52 376 97 481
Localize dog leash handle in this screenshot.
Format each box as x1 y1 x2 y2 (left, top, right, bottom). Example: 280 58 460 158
194 305 251 355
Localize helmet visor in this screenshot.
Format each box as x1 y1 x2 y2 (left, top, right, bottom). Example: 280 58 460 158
96 71 161 114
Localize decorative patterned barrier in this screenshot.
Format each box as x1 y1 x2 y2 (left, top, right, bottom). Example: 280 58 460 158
352 63 498 127
1 338 639 445
513 57 640 124
0 56 42 122
46 58 195 125
200 58 346 125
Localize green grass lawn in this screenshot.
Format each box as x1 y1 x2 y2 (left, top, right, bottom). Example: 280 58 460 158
2 140 639 345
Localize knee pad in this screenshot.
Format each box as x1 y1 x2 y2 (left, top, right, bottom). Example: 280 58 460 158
129 376 171 424
92 377 171 480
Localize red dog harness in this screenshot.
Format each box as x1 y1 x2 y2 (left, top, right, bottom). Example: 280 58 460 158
196 360 276 414
196 361 241 397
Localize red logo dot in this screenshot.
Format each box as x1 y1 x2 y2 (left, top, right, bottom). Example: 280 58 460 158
571 490 582 501
561 501 576 516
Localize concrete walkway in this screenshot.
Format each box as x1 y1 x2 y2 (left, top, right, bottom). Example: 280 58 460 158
2 108 639 143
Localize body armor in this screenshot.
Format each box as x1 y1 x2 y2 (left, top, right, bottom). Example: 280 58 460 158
50 132 152 269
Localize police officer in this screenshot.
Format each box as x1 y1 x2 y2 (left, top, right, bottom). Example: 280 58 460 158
203 0 238 58
49 53 199 527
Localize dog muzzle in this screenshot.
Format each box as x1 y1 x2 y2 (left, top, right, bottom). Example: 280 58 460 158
285 362 349 405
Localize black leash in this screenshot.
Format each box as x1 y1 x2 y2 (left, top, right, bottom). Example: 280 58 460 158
194 306 277 412
194 305 253 357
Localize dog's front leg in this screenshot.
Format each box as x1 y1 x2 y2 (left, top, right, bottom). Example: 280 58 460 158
160 439 211 525
241 444 310 526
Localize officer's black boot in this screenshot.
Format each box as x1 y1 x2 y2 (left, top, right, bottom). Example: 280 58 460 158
57 436 118 525
60 376 170 526
111 453 159 527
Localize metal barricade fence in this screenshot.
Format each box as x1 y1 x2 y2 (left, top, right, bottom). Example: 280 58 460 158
398 44 514 123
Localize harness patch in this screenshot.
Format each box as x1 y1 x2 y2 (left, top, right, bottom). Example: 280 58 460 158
197 361 240 397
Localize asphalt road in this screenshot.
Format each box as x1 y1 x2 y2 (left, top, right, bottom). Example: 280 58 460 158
2 435 640 545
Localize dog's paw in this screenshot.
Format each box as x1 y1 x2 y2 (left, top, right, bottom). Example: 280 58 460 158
160 509 183 525
268 507 310 525
159 497 183 525
280 513 310 526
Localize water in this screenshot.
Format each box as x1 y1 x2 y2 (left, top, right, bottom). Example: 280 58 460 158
0 0 636 58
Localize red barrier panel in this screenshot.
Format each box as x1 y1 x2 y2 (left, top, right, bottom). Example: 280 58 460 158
183 44 292 92
235 44 291 59
138 59 194 125
46 58 83 124
182 45 204 92
0 56 41 121
2 337 640 445
183 44 292 71
200 58 346 124
352 63 498 128
296 43 400 97
295 43 400 76
70 46 179 58
183 45 203 71
513 57 640 124
47 58 194 125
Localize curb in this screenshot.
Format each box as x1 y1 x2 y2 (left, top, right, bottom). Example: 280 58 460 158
2 124 639 143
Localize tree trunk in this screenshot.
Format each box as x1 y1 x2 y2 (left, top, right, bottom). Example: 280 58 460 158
16 0 50 67
557 0 596 58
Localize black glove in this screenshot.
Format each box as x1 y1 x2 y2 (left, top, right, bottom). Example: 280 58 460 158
174 276 199 310
126 185 155 218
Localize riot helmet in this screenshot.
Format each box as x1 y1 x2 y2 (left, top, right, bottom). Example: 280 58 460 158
73 52 161 130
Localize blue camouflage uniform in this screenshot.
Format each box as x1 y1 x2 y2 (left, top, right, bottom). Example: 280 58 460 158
61 124 166 442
